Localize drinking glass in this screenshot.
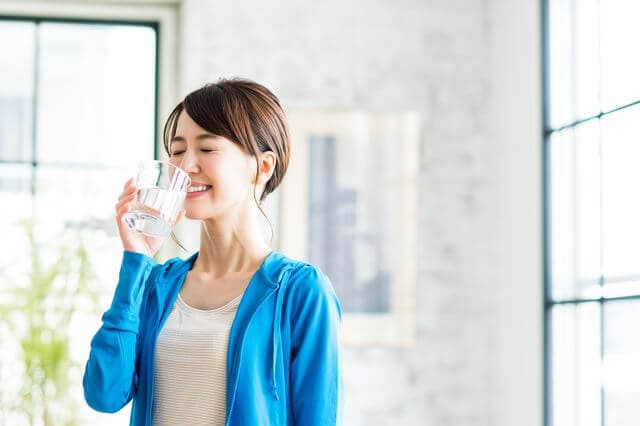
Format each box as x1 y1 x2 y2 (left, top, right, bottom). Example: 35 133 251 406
124 160 190 237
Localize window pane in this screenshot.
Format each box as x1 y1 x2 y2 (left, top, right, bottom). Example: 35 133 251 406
0 21 35 162
37 23 156 166
0 163 33 263
33 165 131 229
574 122 602 291
550 123 602 301
575 0 600 119
604 300 640 426
551 302 601 426
601 105 640 280
600 1 640 110
549 130 576 299
548 0 573 128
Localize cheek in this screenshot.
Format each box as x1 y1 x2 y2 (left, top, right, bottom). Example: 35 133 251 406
199 156 225 178
204 157 253 188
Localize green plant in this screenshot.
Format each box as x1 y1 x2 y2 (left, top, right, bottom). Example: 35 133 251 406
0 220 100 426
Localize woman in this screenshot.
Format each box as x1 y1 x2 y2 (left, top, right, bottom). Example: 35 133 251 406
83 78 343 426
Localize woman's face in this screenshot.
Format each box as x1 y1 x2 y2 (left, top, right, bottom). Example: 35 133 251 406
168 110 258 221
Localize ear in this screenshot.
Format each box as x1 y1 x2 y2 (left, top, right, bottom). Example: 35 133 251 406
252 151 277 185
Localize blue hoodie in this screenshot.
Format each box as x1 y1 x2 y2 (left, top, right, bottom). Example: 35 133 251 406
83 250 343 425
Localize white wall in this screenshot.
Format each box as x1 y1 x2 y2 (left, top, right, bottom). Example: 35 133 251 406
176 0 544 424
489 0 544 425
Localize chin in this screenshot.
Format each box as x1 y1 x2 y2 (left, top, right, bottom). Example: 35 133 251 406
184 206 220 221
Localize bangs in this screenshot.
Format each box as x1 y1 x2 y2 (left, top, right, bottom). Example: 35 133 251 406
183 85 239 146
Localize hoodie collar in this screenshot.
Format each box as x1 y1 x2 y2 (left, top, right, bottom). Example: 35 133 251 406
168 250 282 282
256 250 295 288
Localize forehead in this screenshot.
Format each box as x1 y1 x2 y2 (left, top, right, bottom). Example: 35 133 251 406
175 110 209 135
172 111 227 145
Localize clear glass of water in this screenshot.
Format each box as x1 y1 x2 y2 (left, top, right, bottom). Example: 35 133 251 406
124 160 191 237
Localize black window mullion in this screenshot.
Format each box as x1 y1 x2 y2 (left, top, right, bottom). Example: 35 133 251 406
546 99 640 135
548 293 640 307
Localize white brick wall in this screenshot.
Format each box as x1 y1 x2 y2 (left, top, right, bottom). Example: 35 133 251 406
178 0 543 425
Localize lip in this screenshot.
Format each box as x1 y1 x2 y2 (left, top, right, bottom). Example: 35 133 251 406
186 183 211 200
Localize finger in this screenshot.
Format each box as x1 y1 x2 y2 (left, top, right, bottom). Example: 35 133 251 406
126 180 137 191
118 191 138 202
116 199 134 213
115 198 136 215
118 180 137 197
122 181 138 192
115 205 131 218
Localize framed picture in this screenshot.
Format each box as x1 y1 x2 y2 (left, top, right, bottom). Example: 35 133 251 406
280 111 420 347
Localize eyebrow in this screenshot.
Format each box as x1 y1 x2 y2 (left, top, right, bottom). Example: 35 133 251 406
171 133 219 143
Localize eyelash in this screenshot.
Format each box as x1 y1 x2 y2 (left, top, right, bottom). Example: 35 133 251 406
170 149 215 156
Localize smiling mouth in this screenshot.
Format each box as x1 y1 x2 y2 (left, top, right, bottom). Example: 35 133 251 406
187 185 212 193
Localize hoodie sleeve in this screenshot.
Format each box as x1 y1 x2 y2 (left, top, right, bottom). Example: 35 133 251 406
289 265 343 425
82 250 157 413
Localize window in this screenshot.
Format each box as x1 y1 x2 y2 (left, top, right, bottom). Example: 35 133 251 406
0 17 157 425
544 1 640 425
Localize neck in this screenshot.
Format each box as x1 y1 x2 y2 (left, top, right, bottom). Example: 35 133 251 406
193 211 271 278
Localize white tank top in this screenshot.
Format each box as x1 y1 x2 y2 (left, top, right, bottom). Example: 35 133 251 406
152 292 242 426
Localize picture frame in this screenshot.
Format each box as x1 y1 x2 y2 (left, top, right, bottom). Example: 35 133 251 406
279 110 420 347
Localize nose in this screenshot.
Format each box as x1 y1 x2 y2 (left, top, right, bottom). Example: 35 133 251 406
176 149 200 174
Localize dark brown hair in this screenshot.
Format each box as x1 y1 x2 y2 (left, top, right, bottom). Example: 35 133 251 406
163 78 291 249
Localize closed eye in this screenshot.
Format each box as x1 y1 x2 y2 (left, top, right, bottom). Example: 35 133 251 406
171 149 216 155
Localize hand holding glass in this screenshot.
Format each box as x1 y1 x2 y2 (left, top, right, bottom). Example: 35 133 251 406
124 160 190 237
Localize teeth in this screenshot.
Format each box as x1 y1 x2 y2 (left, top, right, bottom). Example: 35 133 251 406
188 185 210 193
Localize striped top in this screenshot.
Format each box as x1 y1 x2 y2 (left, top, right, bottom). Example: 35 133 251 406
152 292 243 426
